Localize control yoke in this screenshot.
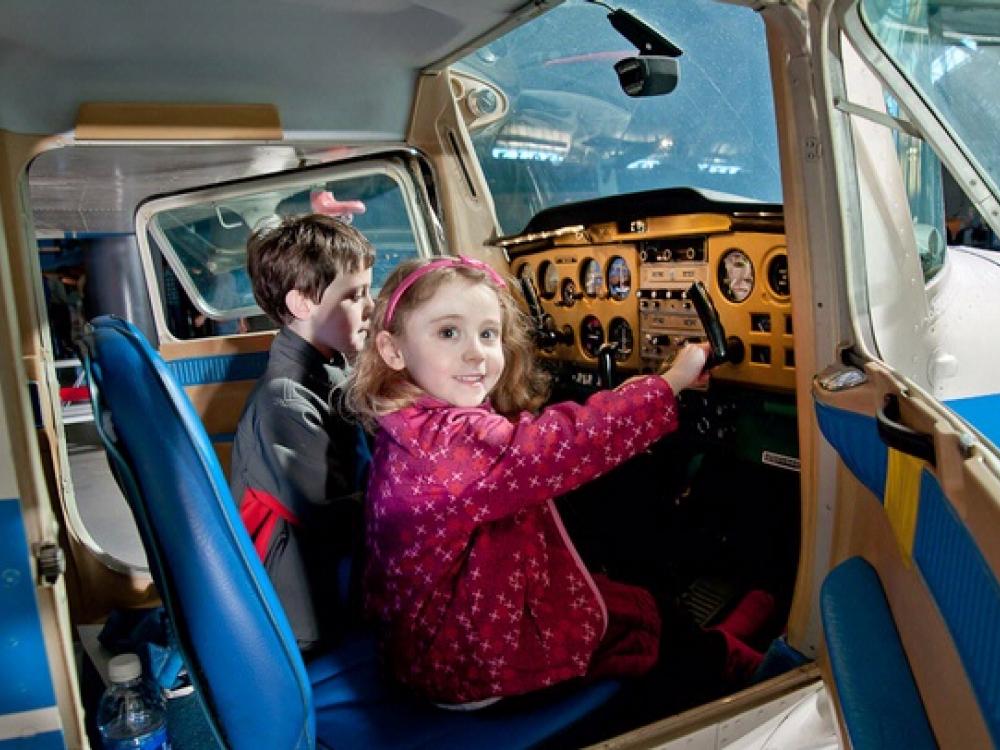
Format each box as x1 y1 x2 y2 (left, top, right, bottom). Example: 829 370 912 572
687 281 744 369
597 343 618 389
519 274 571 349
519 274 546 327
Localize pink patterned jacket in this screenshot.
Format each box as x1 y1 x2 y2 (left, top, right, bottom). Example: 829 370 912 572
365 375 679 702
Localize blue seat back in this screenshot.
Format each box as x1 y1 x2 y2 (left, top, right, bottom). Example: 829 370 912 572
81 316 315 750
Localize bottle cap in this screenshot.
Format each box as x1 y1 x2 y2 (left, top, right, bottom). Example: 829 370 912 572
108 653 142 684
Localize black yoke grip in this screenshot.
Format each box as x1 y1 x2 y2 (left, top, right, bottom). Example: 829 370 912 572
519 275 545 326
687 281 728 368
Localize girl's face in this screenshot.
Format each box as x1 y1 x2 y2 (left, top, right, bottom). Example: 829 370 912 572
376 278 505 408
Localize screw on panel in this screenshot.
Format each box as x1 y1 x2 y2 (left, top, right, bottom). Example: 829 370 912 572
804 137 822 161
958 432 975 459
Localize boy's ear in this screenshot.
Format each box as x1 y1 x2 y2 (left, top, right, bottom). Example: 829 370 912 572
375 331 406 371
285 289 313 322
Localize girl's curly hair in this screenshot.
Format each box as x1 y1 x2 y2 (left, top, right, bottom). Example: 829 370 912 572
344 257 550 430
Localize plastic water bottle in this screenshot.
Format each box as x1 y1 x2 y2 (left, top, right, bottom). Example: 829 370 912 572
96 653 170 750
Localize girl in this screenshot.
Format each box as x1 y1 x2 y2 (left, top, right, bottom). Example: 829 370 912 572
347 256 766 706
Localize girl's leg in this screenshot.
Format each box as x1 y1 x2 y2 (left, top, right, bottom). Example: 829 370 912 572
628 589 771 723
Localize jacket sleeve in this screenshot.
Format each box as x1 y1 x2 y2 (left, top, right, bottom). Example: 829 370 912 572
252 379 362 538
442 375 679 525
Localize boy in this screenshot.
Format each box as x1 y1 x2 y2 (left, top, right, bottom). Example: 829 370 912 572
230 214 375 655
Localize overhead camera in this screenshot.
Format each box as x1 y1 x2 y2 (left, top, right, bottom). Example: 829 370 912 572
614 56 679 97
591 3 683 98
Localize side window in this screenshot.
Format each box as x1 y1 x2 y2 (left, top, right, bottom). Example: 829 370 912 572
142 163 428 340
152 257 274 340
839 32 1000 403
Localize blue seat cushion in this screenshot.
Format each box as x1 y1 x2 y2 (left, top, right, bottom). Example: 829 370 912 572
820 557 935 749
309 633 621 749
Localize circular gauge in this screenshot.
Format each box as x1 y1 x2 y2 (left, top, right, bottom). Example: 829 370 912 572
580 315 605 358
539 261 559 299
608 318 634 362
561 279 579 307
718 248 754 303
766 253 790 298
581 259 603 298
607 257 631 301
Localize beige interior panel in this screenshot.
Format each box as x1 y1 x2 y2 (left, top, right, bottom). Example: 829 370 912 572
409 72 498 259
159 333 274 464
159 330 275 359
186 381 257 437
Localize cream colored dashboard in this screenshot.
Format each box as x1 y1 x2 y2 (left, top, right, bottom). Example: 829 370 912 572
508 214 794 391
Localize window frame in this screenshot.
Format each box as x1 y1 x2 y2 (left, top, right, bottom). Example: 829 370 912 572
836 0 1000 246
827 0 1000 418
135 151 440 342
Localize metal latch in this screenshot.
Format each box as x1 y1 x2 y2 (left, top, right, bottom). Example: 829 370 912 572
816 364 867 392
33 541 66 585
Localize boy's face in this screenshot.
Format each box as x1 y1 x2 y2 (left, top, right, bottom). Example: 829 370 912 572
294 266 374 359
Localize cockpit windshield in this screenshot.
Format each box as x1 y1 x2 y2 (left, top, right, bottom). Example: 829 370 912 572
454 0 782 236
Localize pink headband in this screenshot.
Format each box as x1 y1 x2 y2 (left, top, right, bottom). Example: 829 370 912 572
384 255 508 326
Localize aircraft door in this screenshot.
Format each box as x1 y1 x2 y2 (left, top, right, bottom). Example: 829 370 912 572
813 359 1000 747
813 1 1000 745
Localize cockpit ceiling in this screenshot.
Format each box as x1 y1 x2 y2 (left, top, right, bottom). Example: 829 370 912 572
27 143 392 236
1 0 533 136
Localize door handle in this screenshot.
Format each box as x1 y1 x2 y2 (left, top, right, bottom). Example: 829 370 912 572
876 393 936 466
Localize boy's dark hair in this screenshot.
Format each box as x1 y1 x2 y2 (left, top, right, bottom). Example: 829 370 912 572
247 213 376 324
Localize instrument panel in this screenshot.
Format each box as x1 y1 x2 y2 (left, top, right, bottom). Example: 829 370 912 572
514 245 641 366
509 216 795 391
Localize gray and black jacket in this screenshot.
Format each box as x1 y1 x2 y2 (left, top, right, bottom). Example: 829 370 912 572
229 327 369 655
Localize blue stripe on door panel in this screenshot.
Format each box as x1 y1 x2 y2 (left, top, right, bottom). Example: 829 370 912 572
0 729 65 749
814 399 888 500
166 352 268 386
0 499 59 718
913 473 1000 747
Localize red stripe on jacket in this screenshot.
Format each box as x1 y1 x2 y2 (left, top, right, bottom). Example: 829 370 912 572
240 487 299 561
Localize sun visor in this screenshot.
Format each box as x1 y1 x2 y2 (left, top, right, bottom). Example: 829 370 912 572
75 103 282 141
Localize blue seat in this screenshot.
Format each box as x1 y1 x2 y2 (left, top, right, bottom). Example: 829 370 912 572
80 315 620 750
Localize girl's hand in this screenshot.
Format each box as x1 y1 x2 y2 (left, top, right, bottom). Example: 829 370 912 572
661 342 710 394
